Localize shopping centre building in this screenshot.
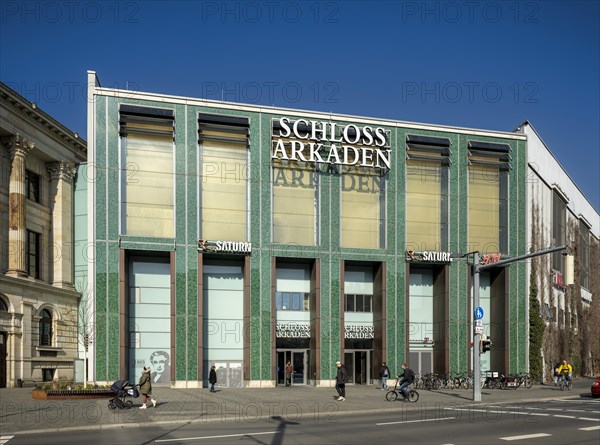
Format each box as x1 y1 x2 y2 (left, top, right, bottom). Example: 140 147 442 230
82 71 532 388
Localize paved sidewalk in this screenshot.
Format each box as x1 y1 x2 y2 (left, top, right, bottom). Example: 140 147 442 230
1 379 597 436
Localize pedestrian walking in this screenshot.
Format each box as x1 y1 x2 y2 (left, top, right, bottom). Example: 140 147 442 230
209 365 217 392
139 366 157 409
380 361 391 390
285 361 294 386
335 360 347 401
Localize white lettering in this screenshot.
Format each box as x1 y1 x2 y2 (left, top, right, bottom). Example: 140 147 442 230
290 140 309 162
343 124 361 144
375 127 387 147
292 119 310 139
279 117 291 137
362 126 374 145
272 139 289 160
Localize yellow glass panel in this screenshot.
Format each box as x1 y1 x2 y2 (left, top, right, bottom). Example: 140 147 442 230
201 137 248 241
273 160 315 245
468 165 500 252
406 160 441 251
341 166 381 249
123 137 174 237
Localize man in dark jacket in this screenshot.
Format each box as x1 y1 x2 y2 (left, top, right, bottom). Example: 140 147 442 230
335 360 347 401
380 361 391 390
399 363 415 400
209 365 217 392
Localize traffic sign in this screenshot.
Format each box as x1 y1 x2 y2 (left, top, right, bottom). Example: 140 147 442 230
474 326 483 334
474 306 484 320
475 319 483 327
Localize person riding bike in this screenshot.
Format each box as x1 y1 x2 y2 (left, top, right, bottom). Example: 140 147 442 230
557 360 573 382
398 363 415 399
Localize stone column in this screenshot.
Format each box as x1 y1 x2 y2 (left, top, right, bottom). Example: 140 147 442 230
6 135 34 277
47 161 77 288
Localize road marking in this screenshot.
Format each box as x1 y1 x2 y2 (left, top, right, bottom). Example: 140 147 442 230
0 436 14 445
500 433 551 441
546 399 599 403
444 407 599 421
579 425 600 431
155 431 280 442
499 406 599 414
376 417 456 426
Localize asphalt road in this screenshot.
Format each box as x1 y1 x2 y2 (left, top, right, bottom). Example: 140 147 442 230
3 397 598 445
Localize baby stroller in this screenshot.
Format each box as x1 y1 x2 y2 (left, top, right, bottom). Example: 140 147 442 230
108 379 139 410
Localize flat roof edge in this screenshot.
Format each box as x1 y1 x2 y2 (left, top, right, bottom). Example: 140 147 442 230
93 86 527 140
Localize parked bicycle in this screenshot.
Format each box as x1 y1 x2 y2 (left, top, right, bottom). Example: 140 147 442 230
515 373 534 389
385 376 420 402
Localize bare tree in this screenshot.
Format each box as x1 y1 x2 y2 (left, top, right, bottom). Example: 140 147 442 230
65 278 95 388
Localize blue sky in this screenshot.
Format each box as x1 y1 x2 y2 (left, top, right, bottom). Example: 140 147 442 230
1 0 598 210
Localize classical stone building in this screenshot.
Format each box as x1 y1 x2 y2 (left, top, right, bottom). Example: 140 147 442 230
0 81 87 387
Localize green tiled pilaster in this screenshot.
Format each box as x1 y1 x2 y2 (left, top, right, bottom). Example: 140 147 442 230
95 97 106 241
186 247 199 380
95 241 107 380
107 241 120 380
175 248 187 381
258 114 272 381
328 253 342 379
106 98 119 241
249 112 264 379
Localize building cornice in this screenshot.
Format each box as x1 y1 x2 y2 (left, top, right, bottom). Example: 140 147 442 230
94 86 527 141
0 82 87 161
0 275 81 300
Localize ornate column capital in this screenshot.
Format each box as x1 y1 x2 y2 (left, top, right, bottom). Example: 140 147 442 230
47 161 77 183
4 134 34 160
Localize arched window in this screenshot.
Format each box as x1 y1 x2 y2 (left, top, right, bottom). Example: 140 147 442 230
0 299 8 312
40 309 53 346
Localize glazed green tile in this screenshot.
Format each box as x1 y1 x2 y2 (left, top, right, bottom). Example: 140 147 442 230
95 313 107 381
175 104 187 244
249 252 262 380
187 314 198 380
186 246 199 378
329 170 341 252
106 242 120 381
261 248 272 380
95 240 107 380
107 312 120 380
187 248 199 314
106 98 120 240
186 106 199 250
319 256 331 378
175 315 187 380
95 96 107 241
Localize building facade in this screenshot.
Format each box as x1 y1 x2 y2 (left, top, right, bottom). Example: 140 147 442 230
0 82 87 387
519 122 600 379
85 71 529 388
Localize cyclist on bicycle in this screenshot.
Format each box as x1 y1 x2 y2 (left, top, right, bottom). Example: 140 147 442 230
557 360 573 381
398 363 415 399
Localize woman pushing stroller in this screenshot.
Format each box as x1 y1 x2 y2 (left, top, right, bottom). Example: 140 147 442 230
139 366 157 409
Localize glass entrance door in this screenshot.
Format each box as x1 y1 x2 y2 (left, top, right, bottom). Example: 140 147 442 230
344 350 371 385
276 350 308 385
